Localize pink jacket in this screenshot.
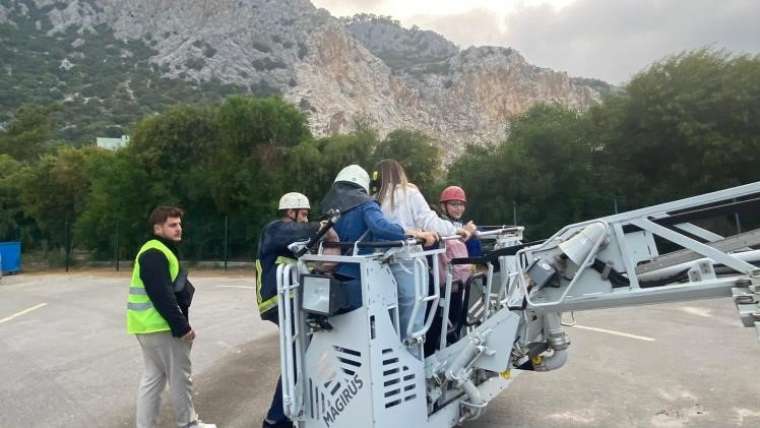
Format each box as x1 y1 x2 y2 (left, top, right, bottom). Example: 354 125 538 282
439 239 472 291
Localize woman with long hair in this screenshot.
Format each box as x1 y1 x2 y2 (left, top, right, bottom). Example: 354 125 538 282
374 160 475 238
372 159 475 352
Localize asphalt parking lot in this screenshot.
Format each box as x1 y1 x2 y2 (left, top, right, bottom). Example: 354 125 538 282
1 271 758 428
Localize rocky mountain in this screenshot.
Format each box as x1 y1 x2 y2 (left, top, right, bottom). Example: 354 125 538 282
0 0 610 156
341 14 459 70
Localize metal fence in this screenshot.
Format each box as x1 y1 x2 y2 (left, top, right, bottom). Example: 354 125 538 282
4 200 753 273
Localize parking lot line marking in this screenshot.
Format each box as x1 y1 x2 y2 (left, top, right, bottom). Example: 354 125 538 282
572 324 655 342
0 303 48 325
217 285 255 289
680 306 712 318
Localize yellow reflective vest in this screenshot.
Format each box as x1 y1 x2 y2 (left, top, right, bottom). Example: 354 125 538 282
127 239 179 334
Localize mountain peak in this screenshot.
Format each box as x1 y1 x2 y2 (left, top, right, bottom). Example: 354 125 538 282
1 0 607 156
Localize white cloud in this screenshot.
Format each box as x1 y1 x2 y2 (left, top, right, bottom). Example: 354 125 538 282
502 0 760 83
312 0 760 84
408 9 505 48
311 0 386 17
312 0 571 18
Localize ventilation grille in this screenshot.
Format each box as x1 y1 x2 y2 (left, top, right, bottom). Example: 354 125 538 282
308 346 363 419
335 346 362 376
381 348 417 408
309 377 328 419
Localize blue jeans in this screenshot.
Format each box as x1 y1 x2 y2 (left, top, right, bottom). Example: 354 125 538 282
392 257 427 342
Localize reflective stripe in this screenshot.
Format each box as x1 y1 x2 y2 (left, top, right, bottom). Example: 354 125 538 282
128 287 148 295
256 259 264 305
276 256 296 266
259 295 278 314
256 259 278 314
127 239 179 334
127 302 153 311
256 256 296 315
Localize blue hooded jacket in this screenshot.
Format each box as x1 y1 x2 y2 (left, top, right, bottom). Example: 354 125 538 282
321 182 406 280
332 200 406 280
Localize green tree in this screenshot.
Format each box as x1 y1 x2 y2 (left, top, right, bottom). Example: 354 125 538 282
450 104 609 239
210 96 312 256
591 49 760 208
17 147 96 259
0 154 23 240
126 103 221 259
75 149 152 259
503 104 609 238
286 125 378 213
211 96 310 213
0 104 60 161
100 96 316 261
372 130 443 200
447 143 509 224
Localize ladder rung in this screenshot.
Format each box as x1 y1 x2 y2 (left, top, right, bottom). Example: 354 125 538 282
637 228 760 274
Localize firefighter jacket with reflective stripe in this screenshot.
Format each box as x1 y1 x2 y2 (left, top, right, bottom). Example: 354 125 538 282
255 220 318 319
256 256 296 319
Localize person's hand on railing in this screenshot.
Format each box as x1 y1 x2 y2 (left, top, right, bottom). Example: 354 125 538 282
407 229 439 247
456 221 477 241
317 227 341 272
456 228 471 241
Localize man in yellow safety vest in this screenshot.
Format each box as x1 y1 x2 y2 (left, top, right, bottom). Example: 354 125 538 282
127 206 215 428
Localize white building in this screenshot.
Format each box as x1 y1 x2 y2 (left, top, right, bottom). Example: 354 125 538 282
96 135 130 150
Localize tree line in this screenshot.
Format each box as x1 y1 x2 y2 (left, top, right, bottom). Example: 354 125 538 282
1 49 759 265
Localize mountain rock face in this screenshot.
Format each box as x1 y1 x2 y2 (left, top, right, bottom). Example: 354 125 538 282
0 0 608 156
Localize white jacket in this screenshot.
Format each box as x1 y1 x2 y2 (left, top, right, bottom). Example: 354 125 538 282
380 185 458 236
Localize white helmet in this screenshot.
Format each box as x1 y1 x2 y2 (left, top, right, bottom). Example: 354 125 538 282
278 192 310 210
334 164 370 193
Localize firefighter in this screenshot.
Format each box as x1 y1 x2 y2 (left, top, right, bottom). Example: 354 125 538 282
257 192 333 428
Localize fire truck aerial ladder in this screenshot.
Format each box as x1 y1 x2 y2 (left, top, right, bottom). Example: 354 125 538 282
275 181 760 428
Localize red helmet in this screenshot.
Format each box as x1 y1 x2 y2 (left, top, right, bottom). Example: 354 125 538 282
440 186 466 203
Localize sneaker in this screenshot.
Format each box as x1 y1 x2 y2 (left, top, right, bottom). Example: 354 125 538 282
188 421 217 428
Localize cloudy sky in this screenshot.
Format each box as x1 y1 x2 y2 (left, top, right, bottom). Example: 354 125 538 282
311 0 760 85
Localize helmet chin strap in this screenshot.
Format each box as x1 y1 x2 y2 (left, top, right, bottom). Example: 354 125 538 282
443 203 455 219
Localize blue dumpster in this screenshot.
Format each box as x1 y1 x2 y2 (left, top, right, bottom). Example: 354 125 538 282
0 241 21 274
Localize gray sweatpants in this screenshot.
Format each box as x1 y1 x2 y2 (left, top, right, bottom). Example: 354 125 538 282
136 332 198 428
